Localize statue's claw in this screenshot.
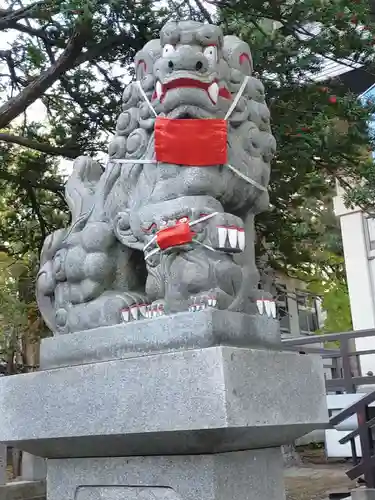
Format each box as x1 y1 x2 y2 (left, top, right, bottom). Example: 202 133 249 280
117 291 150 323
121 303 149 322
188 294 218 312
146 302 166 319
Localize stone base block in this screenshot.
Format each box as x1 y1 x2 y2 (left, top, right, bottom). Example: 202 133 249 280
352 489 375 500
0 347 328 458
21 453 46 481
40 309 281 370
0 346 328 458
47 449 286 500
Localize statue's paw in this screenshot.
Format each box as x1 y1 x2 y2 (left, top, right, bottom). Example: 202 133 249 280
251 290 277 319
187 289 233 312
188 293 217 312
56 291 150 333
201 213 245 253
145 300 166 319
119 292 151 323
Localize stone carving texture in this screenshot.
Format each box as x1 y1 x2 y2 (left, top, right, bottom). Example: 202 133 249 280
76 487 182 500
36 20 276 334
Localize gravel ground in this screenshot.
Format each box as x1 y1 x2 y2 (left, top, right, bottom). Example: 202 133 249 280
284 464 354 500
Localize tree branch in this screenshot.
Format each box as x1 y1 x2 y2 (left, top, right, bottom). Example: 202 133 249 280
5 19 62 45
193 0 214 23
0 1 47 29
0 22 92 129
94 63 122 92
0 50 22 93
26 186 48 254
73 32 139 68
0 132 78 158
60 76 105 127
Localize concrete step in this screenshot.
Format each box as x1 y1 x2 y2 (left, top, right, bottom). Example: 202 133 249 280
0 480 45 500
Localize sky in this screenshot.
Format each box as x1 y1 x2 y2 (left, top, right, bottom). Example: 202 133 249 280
360 84 375 159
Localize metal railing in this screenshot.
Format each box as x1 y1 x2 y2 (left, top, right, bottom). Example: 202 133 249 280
330 390 375 486
282 328 375 489
282 328 375 393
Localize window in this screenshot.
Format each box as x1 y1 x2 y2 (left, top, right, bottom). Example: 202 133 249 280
296 290 319 334
276 284 291 334
366 217 375 252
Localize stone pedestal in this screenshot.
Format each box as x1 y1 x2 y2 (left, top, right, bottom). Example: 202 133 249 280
0 311 328 499
48 449 284 500
352 489 375 500
21 452 46 482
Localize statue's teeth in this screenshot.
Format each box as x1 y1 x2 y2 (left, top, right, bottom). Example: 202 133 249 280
228 228 238 248
270 301 277 319
130 306 138 320
218 226 227 247
156 81 162 100
238 229 245 251
139 305 147 317
208 82 219 104
264 300 272 318
256 300 264 315
121 309 129 322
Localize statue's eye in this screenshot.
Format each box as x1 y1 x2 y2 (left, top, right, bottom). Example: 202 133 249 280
203 46 218 63
163 44 175 57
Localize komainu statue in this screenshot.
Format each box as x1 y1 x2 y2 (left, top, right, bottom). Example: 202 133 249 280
36 20 276 334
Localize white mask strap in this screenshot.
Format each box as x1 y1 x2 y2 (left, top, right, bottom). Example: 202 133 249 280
226 163 267 192
108 159 157 166
137 80 158 117
225 75 249 121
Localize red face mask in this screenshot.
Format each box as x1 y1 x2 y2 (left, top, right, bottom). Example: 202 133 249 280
156 222 195 250
154 117 227 166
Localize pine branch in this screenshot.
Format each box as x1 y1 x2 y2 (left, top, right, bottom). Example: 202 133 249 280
193 0 214 23
94 63 122 92
3 21 52 40
0 22 92 129
59 76 108 129
26 186 48 253
0 132 78 158
72 32 141 68
0 1 46 28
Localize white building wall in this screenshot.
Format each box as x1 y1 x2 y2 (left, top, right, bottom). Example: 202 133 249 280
334 185 375 375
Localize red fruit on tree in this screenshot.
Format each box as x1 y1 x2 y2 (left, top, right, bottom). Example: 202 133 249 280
329 96 337 104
